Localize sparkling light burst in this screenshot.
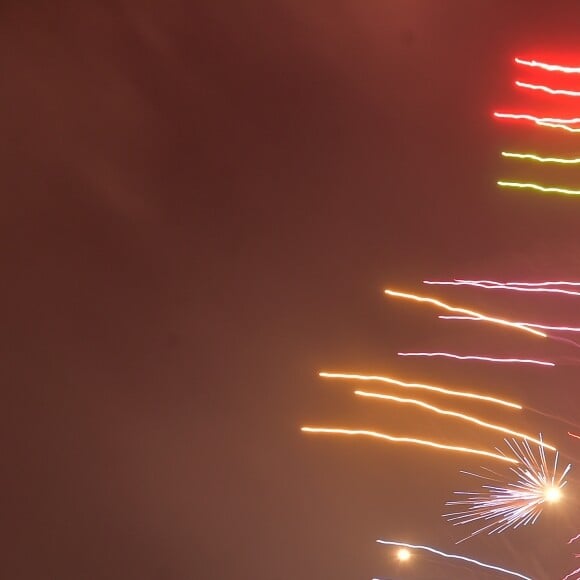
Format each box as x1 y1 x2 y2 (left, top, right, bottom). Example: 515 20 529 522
397 352 555 367
300 427 518 463
444 437 571 541
376 540 532 580
498 181 580 196
384 288 546 337
515 57 580 74
515 80 580 97
354 390 555 449
502 151 580 164
319 371 522 409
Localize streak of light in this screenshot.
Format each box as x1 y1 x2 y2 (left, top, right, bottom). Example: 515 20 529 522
384 288 546 337
397 352 555 367
445 438 571 541
354 390 555 450
426 279 580 296
537 120 580 132
319 371 522 409
563 568 580 580
515 80 580 97
300 427 518 463
502 151 580 164
494 112 580 124
376 540 532 580
515 57 580 74
439 315 580 333
569 432 580 441
442 280 580 287
498 181 580 196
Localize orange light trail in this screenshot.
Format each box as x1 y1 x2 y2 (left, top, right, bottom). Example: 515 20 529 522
384 288 546 337
354 390 556 450
515 81 580 97
498 180 580 196
319 371 522 409
502 151 580 164
515 57 580 74
300 427 518 463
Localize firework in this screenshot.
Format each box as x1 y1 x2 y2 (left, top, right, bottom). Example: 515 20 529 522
515 81 580 97
376 540 532 580
300 427 517 463
439 315 580 333
502 152 580 164
498 181 580 196
354 390 555 449
515 57 580 74
319 371 522 409
398 352 555 367
384 288 546 337
444 437 571 541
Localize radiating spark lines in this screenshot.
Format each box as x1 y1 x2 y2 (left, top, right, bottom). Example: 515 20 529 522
397 352 555 367
376 540 532 580
515 81 580 97
498 181 580 196
300 427 518 463
354 390 555 449
515 57 580 74
319 371 522 409
502 151 580 164
494 112 580 124
425 279 580 296
384 288 546 337
439 315 580 333
445 438 571 541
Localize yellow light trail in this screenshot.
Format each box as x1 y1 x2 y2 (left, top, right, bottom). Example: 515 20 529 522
319 371 522 409
537 120 580 133
354 390 555 450
498 181 580 196
502 151 580 164
384 289 546 338
301 427 518 463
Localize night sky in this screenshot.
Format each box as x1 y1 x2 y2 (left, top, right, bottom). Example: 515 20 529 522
4 2 580 579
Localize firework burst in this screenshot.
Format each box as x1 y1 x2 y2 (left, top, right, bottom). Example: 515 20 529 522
444 437 571 542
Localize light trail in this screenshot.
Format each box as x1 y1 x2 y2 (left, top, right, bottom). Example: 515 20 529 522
515 80 580 97
439 315 580 333
354 390 555 449
537 120 580 133
445 280 580 287
398 352 555 367
300 427 518 463
494 112 580 124
376 540 532 580
515 57 580 74
319 371 522 409
502 151 580 164
384 288 546 337
498 181 580 196
425 279 580 296
569 432 580 441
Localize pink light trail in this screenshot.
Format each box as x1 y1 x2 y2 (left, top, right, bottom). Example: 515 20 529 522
397 352 555 367
438 316 580 333
424 279 580 297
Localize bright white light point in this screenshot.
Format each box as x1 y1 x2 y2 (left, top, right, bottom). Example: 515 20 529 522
397 548 411 562
544 486 562 503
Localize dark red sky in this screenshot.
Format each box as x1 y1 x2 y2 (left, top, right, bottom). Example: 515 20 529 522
3 2 580 579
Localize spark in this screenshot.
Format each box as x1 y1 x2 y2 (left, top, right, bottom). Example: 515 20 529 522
300 427 517 463
384 288 546 337
498 181 580 196
569 432 580 441
439 315 580 333
502 151 580 164
437 280 580 287
444 437 571 541
376 540 532 580
354 390 555 450
494 112 580 124
515 80 580 97
319 371 522 409
515 57 580 74
425 279 580 296
398 352 555 367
